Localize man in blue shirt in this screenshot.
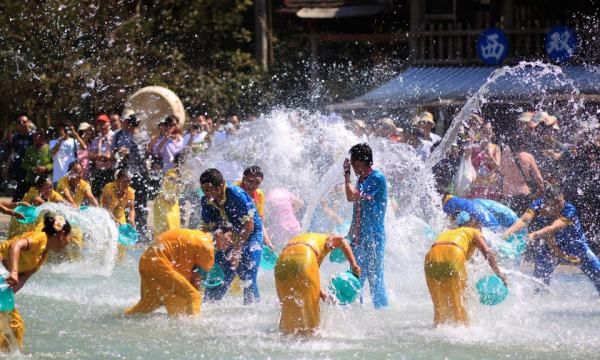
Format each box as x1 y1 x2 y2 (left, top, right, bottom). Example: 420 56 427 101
504 185 600 293
200 168 263 304
343 143 389 308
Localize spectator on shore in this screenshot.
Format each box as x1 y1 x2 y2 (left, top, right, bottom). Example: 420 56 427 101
414 111 441 161
50 123 80 186
21 130 53 192
375 118 403 142
76 122 95 180
8 115 35 201
112 114 150 239
110 113 122 132
466 122 502 201
156 115 184 173
89 114 115 197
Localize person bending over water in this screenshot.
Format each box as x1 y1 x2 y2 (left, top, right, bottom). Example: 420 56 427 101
504 185 600 293
56 161 98 208
425 212 506 326
7 176 66 239
125 228 214 317
0 213 72 351
275 233 360 335
343 143 389 308
200 168 263 304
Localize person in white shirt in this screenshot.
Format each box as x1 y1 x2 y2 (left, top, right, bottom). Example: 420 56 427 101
156 116 184 173
88 114 115 196
50 124 79 185
414 111 441 161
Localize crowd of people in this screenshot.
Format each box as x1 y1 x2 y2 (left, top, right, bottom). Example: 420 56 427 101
0 106 598 348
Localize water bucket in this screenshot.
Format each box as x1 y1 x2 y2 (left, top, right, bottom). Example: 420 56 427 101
202 264 224 289
329 248 347 263
260 246 278 270
0 279 15 312
14 205 38 224
328 270 361 305
476 275 508 306
117 224 139 246
79 205 90 211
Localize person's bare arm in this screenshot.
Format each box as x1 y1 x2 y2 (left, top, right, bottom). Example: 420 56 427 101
85 188 99 207
328 235 361 277
528 158 545 198
503 211 535 237
60 186 78 208
5 238 31 291
127 199 136 227
473 232 507 285
528 218 569 241
343 159 360 202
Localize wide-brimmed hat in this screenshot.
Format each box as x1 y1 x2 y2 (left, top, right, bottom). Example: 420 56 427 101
78 122 93 131
413 111 435 125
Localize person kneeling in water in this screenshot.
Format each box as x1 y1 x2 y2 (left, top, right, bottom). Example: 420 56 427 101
424 212 506 326
0 213 73 351
274 233 360 335
504 185 600 293
125 228 215 317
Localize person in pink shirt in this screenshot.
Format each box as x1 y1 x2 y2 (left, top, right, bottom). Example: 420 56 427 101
265 187 304 248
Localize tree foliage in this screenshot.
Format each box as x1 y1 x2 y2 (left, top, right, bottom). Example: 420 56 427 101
0 0 267 127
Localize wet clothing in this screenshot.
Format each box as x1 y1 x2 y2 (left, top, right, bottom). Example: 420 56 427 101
0 232 49 351
266 188 302 247
0 309 24 351
201 184 263 304
526 200 600 293
8 189 63 238
21 144 53 184
9 130 34 202
348 169 388 308
56 176 92 206
152 169 182 236
443 195 500 230
274 233 333 334
101 182 135 225
125 229 214 316
0 232 48 273
424 227 480 325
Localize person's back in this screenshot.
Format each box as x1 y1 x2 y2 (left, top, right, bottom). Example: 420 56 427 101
433 227 479 260
266 188 302 246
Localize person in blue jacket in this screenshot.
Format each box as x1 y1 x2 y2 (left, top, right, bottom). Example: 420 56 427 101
504 185 600 293
343 143 388 309
200 168 263 304
442 194 501 230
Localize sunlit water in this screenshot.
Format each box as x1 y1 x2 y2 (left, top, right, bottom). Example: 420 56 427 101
3 62 600 359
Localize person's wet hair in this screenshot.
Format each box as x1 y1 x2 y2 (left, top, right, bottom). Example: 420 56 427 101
243 166 263 179
115 167 132 180
68 161 81 172
200 168 225 187
34 175 51 189
42 213 72 236
543 183 563 200
349 143 373 166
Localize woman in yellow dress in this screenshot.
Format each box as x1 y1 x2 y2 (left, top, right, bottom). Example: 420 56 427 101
0 213 73 351
101 169 136 261
274 233 360 335
152 168 182 237
56 162 98 207
125 228 214 317
7 176 65 239
424 211 507 326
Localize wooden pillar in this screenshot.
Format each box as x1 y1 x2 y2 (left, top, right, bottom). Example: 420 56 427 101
503 0 514 29
255 0 269 71
309 21 319 87
409 0 425 62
